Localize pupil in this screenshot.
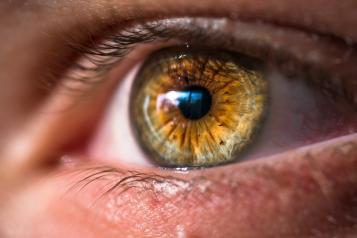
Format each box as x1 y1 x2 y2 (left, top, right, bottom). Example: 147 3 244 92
177 85 212 120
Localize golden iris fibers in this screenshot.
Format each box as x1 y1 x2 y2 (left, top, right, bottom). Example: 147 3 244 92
130 47 268 167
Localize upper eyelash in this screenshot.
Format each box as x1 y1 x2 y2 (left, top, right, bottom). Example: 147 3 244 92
62 18 357 107
64 19 235 88
64 21 174 84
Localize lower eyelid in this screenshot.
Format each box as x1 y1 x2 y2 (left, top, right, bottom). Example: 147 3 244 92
4 135 354 237
44 134 357 237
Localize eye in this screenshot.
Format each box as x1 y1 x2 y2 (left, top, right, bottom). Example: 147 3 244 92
72 18 357 169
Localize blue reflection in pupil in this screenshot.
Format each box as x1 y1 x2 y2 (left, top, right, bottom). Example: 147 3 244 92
177 86 212 120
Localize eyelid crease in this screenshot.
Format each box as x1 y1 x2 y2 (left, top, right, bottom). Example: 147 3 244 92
63 17 357 107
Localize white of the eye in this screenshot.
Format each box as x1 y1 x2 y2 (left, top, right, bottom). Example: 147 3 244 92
88 63 152 166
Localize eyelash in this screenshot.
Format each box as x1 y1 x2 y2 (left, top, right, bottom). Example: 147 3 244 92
66 165 194 202
62 18 356 109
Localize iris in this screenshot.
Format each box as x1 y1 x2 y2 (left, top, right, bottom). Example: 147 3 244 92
130 47 267 167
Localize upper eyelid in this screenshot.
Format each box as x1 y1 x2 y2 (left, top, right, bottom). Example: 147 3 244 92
64 17 357 106
70 17 354 72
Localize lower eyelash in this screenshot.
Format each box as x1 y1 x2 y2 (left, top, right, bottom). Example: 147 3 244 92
65 166 194 202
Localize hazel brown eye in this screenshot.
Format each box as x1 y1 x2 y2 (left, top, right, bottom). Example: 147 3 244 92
130 47 268 167
87 18 357 170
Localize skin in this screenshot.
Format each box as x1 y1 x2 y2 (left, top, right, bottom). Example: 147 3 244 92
0 0 356 237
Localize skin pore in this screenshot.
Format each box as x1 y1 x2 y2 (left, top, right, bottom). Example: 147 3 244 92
0 0 356 237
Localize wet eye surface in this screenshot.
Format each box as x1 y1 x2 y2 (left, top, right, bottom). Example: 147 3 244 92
87 18 357 170
130 47 267 167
